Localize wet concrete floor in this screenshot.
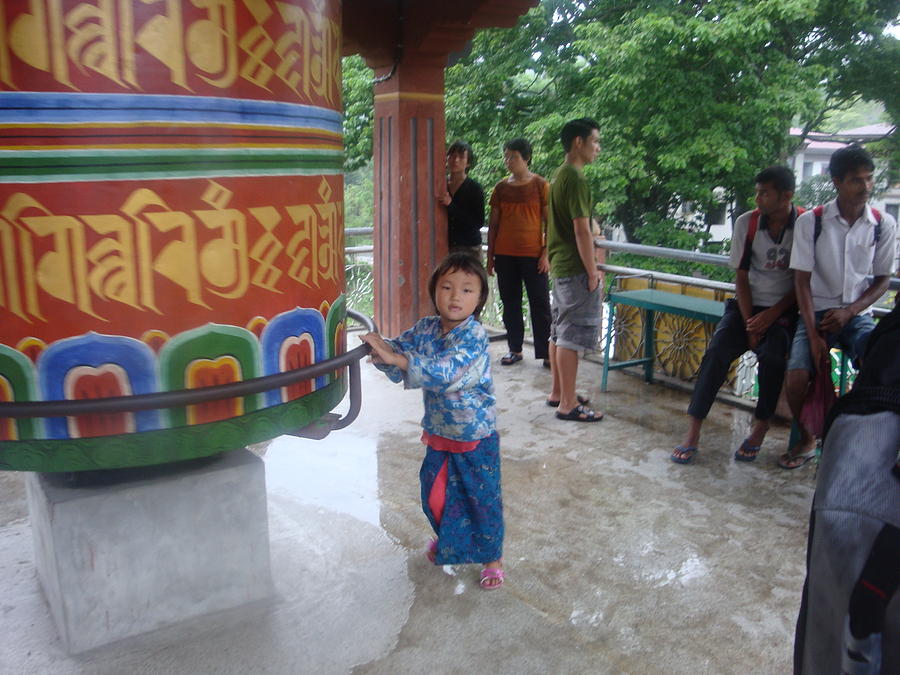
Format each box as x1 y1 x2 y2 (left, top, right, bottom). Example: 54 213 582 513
0 339 816 674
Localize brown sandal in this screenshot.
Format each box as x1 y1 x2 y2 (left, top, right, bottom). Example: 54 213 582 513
777 448 817 470
555 404 604 422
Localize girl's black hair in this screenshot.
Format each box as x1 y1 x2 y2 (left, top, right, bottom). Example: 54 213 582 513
428 251 489 319
503 137 532 164
755 165 796 193
829 144 874 181
560 117 600 152
447 140 477 172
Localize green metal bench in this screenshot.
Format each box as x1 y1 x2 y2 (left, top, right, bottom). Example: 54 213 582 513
601 287 726 391
602 285 855 455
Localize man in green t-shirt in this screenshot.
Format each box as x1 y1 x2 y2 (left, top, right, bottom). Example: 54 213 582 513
546 118 604 422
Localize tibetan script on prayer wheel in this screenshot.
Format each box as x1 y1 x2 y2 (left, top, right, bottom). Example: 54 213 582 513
0 0 347 471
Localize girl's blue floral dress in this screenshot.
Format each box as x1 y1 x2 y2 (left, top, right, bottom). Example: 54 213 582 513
375 315 503 565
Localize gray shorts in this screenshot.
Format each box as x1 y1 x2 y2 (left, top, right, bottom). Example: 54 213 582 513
550 273 603 352
787 311 875 374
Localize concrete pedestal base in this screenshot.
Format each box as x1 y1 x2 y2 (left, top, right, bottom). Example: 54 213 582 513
26 449 273 654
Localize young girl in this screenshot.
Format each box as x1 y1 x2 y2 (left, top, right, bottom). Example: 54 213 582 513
360 252 505 590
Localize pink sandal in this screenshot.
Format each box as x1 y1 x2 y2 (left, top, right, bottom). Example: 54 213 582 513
479 567 504 590
426 539 437 564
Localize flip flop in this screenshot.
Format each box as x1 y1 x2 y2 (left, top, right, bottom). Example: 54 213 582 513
555 404 603 422
480 567 505 590
734 439 761 462
671 445 697 464
546 394 590 408
500 352 523 365
426 538 437 564
777 448 817 470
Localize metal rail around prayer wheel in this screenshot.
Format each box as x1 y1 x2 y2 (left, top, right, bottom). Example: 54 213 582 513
0 309 375 435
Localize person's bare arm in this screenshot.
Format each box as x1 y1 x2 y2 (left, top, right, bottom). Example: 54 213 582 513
573 216 599 291
745 288 797 336
538 200 549 274
360 333 409 370
794 270 826 367
734 270 754 323
734 270 759 348
486 205 499 276
819 276 891 333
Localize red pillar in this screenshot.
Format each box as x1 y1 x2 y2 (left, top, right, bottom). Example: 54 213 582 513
371 61 447 337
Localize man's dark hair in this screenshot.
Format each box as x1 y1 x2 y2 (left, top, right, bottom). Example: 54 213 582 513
503 137 532 164
755 165 796 194
428 251 489 320
560 118 600 152
829 144 874 181
447 140 476 172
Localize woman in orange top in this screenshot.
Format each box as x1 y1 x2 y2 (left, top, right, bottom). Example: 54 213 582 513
487 138 552 367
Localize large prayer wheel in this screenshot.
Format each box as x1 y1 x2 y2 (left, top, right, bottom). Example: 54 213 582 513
0 0 348 471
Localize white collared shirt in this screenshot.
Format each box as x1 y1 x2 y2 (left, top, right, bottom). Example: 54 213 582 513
789 199 897 312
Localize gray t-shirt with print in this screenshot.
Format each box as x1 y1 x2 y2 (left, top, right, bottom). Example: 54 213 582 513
728 208 797 308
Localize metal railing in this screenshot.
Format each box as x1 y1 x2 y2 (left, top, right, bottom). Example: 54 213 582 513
343 229 898 310
595 238 900 296
344 230 896 403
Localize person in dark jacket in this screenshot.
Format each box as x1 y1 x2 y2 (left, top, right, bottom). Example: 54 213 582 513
439 140 485 259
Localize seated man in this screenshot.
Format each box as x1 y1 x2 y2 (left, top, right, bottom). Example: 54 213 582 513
780 144 898 469
672 166 801 463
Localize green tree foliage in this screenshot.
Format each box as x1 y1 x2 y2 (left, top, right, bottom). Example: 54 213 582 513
344 162 374 236
343 0 899 257
824 99 889 132
342 55 374 172
444 0 898 248
794 174 837 210
341 56 375 242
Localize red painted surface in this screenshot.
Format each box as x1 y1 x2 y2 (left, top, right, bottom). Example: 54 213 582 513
187 360 242 425
372 62 448 337
0 175 344 347
69 369 131 437
0 418 13 441
282 337 314 400
0 0 341 107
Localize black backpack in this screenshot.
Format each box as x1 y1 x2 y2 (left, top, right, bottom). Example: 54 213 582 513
823 300 900 440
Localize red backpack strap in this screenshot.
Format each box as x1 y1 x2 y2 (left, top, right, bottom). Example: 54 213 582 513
746 209 760 243
813 205 825 243
870 207 883 243
738 209 760 270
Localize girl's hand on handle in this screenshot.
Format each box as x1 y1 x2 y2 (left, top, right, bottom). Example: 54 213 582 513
360 332 390 364
360 333 408 370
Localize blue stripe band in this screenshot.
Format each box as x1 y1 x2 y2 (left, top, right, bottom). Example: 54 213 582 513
0 92 342 132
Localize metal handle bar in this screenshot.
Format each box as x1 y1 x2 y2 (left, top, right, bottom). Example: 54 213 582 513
0 309 376 420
